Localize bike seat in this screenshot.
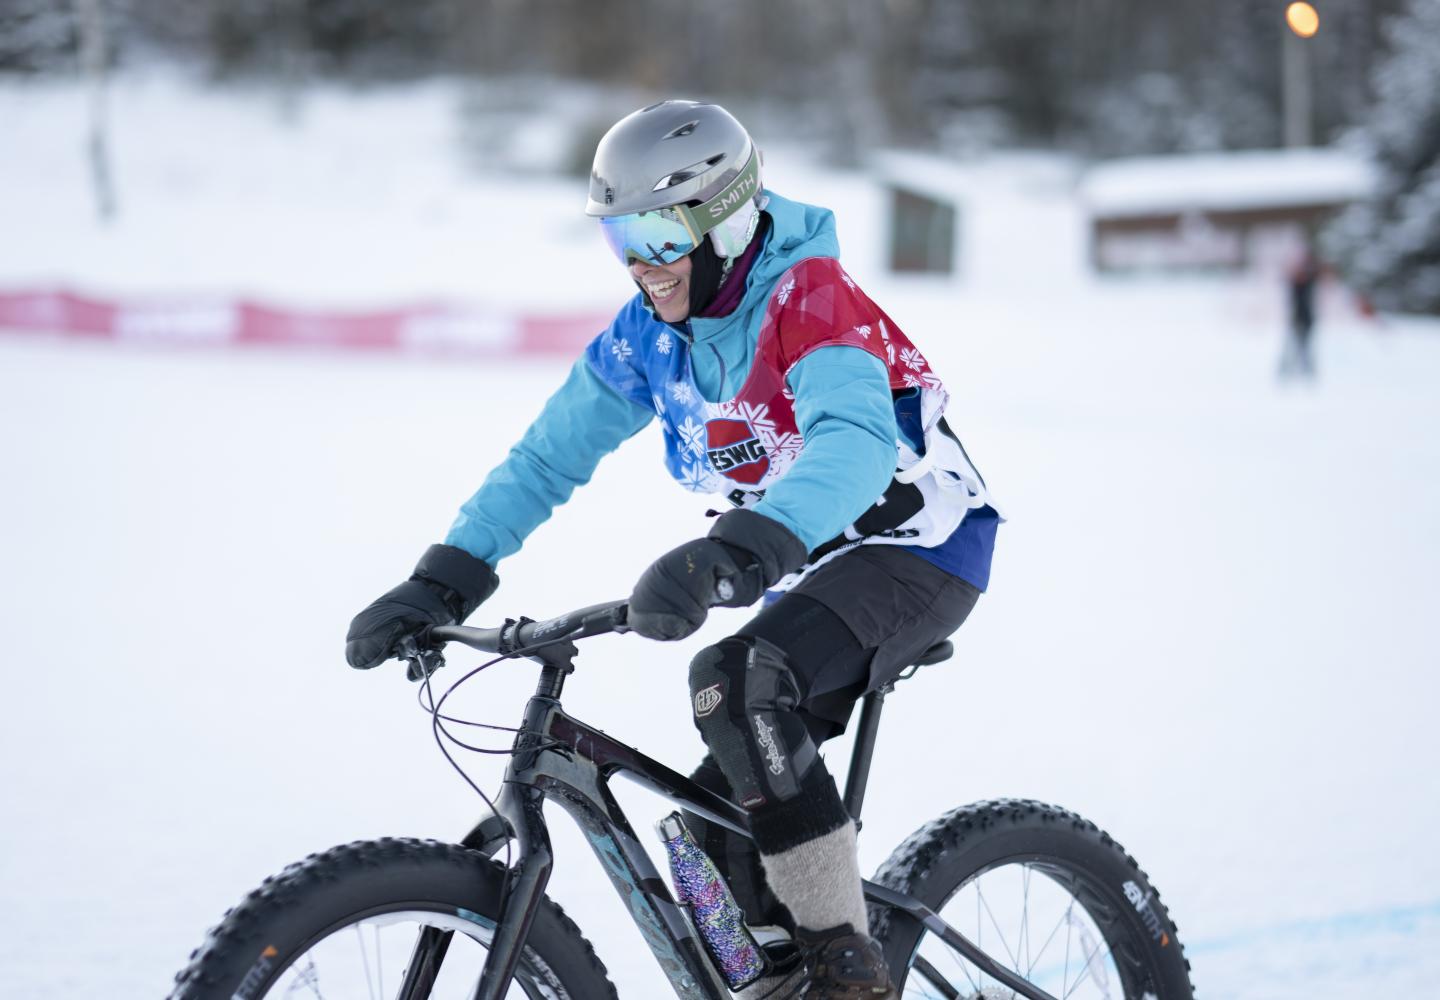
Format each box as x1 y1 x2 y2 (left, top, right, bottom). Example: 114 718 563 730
912 640 953 667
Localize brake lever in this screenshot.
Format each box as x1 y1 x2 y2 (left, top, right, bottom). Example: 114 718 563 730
604 601 632 634
406 651 444 683
397 633 445 683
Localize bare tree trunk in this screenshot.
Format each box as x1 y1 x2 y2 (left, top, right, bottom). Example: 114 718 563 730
76 0 116 222
274 0 309 124
827 0 888 167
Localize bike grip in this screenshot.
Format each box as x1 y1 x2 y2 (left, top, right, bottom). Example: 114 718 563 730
428 623 506 653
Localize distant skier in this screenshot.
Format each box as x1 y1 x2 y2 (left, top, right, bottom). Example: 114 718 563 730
345 100 1000 999
1280 241 1321 379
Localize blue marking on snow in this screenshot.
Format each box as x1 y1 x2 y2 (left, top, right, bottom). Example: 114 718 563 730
1185 899 1440 954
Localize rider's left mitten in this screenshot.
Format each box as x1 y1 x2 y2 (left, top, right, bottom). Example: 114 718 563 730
628 511 807 642
345 544 499 670
706 510 808 606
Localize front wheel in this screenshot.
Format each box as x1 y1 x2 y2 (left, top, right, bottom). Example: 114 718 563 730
872 799 1195 1000
170 838 618 1000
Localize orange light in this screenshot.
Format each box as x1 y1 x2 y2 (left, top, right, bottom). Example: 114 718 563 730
1286 2 1320 38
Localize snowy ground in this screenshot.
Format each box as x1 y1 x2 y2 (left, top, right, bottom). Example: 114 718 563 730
2 74 1439 999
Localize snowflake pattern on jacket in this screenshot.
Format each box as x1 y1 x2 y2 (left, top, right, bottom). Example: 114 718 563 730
586 257 948 500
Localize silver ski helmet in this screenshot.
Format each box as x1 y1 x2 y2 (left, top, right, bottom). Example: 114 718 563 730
586 100 762 266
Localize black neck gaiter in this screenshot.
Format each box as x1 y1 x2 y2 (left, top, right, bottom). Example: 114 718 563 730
686 233 729 317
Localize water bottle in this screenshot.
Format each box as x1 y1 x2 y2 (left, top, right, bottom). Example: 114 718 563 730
657 812 767 990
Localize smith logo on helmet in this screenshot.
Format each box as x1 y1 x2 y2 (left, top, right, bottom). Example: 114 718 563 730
705 418 769 485
708 171 758 219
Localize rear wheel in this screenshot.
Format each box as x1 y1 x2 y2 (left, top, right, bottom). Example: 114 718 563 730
871 800 1194 1000
169 838 617 1000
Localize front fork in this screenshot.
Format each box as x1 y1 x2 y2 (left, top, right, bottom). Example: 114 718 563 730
467 691 559 1000
470 782 553 1000
391 778 536 1000
396 689 553 1000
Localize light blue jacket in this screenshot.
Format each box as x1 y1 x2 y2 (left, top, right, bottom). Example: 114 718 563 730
445 193 898 563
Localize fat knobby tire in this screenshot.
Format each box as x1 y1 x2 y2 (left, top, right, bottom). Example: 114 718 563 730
169 837 618 1000
871 798 1196 999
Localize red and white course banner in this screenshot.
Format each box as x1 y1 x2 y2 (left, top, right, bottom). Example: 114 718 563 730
0 288 610 358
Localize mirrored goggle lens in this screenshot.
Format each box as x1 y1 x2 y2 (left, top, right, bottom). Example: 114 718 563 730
598 208 698 266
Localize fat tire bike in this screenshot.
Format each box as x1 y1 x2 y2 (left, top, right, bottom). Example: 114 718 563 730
170 600 1196 1000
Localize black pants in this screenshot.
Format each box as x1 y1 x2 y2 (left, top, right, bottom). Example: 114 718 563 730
684 545 980 926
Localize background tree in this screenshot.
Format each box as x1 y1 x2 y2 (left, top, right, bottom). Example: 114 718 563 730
4 0 1426 179
0 0 76 72
1323 0 1440 314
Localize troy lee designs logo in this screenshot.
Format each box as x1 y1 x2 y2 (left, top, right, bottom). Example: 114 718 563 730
753 714 786 776
705 418 769 485
694 684 722 717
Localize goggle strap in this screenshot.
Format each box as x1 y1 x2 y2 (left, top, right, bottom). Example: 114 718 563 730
687 150 761 239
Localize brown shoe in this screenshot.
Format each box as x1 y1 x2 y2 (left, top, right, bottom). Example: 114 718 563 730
794 925 899 999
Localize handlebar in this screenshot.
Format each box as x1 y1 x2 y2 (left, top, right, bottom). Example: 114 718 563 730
400 600 630 681
430 599 630 653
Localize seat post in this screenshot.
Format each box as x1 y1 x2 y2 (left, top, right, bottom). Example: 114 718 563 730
842 686 890 825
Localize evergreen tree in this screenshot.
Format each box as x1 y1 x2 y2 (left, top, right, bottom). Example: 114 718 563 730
0 0 76 72
1324 0 1440 314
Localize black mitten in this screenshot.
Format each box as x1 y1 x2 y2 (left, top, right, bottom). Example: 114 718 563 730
628 511 807 641
345 544 498 669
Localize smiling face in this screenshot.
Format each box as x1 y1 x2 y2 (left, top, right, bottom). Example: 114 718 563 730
629 253 693 323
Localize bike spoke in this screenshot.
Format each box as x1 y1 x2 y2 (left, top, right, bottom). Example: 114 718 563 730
1061 900 1074 999
375 923 385 999
355 924 379 1000
285 956 324 998
1061 922 1115 1000
1022 896 1070 981
976 880 1022 969
1020 865 1032 977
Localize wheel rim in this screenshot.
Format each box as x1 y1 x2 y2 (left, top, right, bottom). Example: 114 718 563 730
248 907 568 999
901 858 1161 1000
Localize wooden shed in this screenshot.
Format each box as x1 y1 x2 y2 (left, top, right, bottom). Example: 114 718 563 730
1080 149 1374 274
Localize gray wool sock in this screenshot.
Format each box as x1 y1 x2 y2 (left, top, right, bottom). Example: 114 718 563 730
758 822 869 935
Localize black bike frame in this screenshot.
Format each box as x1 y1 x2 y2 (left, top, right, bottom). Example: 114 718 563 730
417 621 1059 1000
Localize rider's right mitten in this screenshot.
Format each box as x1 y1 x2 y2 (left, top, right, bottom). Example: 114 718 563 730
345 544 499 670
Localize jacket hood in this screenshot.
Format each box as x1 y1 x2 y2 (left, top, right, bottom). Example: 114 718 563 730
746 192 841 291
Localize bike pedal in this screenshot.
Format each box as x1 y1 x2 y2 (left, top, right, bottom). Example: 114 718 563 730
748 924 794 949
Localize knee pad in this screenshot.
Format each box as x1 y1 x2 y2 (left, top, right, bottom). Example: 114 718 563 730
688 636 819 811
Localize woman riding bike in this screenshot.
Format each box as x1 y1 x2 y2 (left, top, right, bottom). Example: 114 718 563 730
345 99 1001 1000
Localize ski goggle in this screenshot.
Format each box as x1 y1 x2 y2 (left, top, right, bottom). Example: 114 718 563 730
598 205 701 266
598 150 760 267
